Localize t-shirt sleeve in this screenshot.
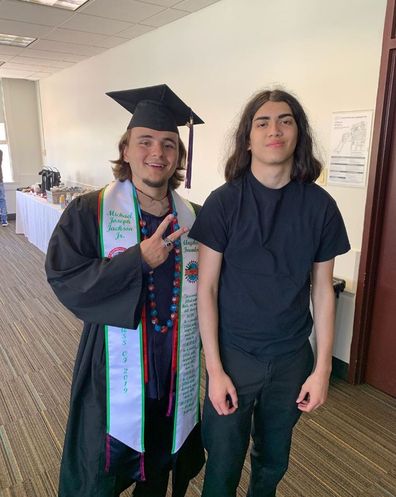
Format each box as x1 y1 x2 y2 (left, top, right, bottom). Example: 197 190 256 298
189 191 228 253
314 200 351 262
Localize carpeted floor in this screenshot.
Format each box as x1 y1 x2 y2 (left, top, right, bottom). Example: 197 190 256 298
1 220 396 497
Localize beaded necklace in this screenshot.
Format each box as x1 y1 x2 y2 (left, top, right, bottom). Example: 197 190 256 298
132 184 182 414
132 185 182 334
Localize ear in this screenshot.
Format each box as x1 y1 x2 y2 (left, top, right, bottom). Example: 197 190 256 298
122 145 129 164
247 140 251 151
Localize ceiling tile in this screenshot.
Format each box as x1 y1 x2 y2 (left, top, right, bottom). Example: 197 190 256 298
31 39 105 55
60 13 134 35
0 19 53 38
0 67 34 78
93 36 129 49
143 8 188 27
0 0 74 26
11 55 73 68
0 45 24 55
0 0 219 80
81 0 165 24
174 0 220 13
0 54 14 61
3 61 56 72
143 0 183 7
116 23 154 38
41 27 112 45
28 71 54 79
24 48 87 62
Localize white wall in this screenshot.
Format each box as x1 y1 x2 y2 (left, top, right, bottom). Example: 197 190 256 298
2 78 43 213
39 0 387 363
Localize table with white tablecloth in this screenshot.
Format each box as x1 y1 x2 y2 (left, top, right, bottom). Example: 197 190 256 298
15 190 63 254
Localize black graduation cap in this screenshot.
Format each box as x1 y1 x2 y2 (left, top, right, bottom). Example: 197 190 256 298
106 84 204 188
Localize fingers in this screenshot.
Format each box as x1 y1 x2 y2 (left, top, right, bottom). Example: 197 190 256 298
216 399 236 416
229 388 239 410
296 386 308 404
297 374 329 412
154 213 175 238
213 397 237 416
153 214 188 246
296 386 313 412
296 389 326 412
169 225 189 242
141 212 189 268
209 374 238 416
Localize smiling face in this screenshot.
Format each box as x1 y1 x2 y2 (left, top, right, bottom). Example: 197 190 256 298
123 126 179 191
248 100 298 175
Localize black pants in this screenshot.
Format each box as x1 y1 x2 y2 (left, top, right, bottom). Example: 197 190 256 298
201 341 314 497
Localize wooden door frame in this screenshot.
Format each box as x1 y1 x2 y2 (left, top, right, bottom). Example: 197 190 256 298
349 0 396 383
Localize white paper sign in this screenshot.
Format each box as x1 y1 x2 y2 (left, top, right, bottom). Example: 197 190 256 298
328 110 373 187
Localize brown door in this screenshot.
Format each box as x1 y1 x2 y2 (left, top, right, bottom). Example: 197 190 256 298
349 0 396 397
365 117 396 397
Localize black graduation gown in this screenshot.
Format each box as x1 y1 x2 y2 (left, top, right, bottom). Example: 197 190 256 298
45 190 204 497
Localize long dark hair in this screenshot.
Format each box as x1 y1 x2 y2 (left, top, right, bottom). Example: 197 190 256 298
225 89 322 183
111 129 187 190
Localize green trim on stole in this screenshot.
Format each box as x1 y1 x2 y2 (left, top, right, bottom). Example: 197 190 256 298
99 180 199 454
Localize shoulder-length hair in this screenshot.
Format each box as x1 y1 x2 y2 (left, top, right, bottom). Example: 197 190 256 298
111 129 187 190
225 89 322 183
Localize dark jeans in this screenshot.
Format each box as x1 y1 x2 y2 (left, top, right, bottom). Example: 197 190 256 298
201 341 314 497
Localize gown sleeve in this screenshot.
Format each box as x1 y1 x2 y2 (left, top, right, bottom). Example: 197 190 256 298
45 190 145 329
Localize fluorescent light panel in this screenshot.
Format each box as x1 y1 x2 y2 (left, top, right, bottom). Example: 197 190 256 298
0 33 36 47
17 0 89 11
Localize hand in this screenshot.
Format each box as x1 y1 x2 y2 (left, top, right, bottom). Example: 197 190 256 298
208 370 238 415
140 214 188 269
296 371 330 412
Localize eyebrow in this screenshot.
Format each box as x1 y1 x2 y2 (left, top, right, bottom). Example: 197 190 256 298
136 134 178 145
253 113 294 122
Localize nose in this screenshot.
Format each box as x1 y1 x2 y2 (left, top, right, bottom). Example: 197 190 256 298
150 140 164 157
267 121 282 137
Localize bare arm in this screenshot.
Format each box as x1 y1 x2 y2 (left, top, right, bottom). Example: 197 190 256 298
198 243 238 415
296 259 335 412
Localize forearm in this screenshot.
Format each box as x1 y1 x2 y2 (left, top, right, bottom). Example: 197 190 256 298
312 281 336 377
198 283 224 376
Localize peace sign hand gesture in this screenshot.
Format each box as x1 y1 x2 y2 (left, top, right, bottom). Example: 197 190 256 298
140 214 188 269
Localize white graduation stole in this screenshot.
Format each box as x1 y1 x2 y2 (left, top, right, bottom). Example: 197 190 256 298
99 179 200 454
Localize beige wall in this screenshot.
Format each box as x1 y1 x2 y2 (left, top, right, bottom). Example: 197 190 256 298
2 78 43 213
37 0 386 362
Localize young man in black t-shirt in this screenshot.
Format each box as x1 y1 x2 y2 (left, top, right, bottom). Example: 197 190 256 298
189 89 350 497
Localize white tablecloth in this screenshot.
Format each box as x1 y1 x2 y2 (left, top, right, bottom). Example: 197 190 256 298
15 191 63 254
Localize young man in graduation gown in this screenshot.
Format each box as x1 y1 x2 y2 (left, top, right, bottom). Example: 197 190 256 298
189 89 350 497
45 85 204 497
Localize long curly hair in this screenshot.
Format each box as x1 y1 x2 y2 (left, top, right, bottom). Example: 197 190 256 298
111 129 187 190
225 89 322 183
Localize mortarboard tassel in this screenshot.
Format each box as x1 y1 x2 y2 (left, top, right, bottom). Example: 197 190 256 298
185 114 194 189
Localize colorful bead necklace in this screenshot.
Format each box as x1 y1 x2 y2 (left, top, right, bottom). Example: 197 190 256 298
133 185 182 334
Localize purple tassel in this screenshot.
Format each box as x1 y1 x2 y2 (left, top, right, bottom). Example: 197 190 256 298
185 116 194 189
105 434 111 473
140 452 146 481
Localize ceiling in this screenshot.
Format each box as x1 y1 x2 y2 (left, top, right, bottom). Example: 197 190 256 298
0 0 220 80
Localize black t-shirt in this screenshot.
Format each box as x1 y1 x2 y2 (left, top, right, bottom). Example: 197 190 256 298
189 170 350 357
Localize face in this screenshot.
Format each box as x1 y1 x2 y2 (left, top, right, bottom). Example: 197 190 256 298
248 100 298 172
123 127 179 190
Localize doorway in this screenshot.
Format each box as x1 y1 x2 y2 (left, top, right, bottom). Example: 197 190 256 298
349 0 396 398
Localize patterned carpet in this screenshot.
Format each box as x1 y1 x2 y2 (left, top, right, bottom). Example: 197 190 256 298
0 220 396 497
